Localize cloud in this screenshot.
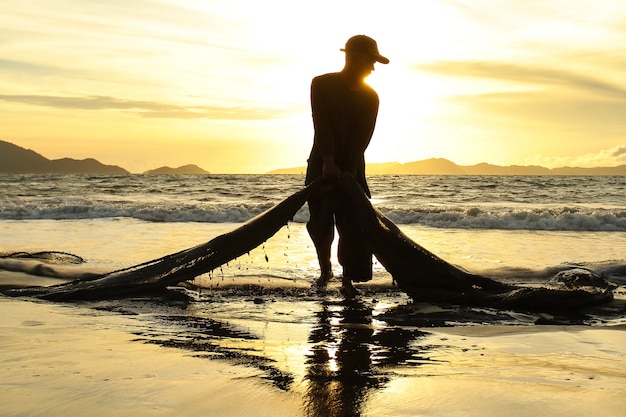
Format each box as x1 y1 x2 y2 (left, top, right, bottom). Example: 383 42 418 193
416 60 626 140
577 145 626 166
417 61 626 99
611 146 626 158
0 59 53 73
612 17 626 33
447 91 626 127
0 94 298 120
528 144 626 168
0 58 84 80
571 144 626 167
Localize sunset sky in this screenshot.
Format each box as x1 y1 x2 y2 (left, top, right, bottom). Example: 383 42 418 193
2 0 625 173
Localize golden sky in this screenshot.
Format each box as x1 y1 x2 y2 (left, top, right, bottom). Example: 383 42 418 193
1 0 625 173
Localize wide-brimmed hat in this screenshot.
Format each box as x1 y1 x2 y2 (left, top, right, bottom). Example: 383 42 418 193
340 35 389 64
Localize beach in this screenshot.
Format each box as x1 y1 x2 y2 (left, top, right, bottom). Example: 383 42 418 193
1 292 624 417
1 174 625 416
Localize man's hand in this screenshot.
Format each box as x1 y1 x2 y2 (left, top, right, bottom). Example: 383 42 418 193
322 155 341 180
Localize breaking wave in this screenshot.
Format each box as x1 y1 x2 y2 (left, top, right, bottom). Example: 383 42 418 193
1 199 625 231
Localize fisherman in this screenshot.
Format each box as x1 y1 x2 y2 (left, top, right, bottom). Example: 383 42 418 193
305 35 389 297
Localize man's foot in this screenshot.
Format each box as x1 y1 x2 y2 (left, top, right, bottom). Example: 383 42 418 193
339 281 360 299
310 271 333 293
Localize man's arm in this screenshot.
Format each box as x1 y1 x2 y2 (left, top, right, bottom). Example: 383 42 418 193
322 154 341 180
311 76 341 180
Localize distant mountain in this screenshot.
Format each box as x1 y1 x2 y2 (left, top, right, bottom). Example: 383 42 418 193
144 164 209 175
267 166 307 175
363 162 403 175
0 140 211 175
3 140 624 176
267 158 626 176
0 140 129 174
392 158 467 175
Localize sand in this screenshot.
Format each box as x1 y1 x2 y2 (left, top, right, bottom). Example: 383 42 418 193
1 281 624 417
0 297 304 417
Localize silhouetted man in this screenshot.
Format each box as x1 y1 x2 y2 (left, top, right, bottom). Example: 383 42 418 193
305 35 389 297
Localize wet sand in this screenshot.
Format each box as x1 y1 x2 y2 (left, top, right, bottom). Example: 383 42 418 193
1 276 624 417
0 297 303 417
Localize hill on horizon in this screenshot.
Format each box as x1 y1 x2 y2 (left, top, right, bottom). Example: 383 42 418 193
144 165 210 175
2 140 625 176
0 140 212 175
0 140 129 174
268 158 626 176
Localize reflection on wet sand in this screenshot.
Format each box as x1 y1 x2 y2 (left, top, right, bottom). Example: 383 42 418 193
123 294 436 415
303 299 428 417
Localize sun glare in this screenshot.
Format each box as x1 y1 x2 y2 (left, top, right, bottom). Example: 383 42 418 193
364 63 450 164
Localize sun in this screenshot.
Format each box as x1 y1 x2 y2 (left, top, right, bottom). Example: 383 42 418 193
364 64 448 164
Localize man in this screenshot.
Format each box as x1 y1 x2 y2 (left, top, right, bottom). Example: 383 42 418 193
305 34 389 297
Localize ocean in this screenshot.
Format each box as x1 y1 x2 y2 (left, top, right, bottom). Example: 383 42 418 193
1 174 625 416
1 173 625 279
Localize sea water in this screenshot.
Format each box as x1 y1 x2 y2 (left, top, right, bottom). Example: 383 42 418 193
1 174 625 283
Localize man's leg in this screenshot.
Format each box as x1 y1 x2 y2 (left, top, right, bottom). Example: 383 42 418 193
335 196 372 298
306 195 335 290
